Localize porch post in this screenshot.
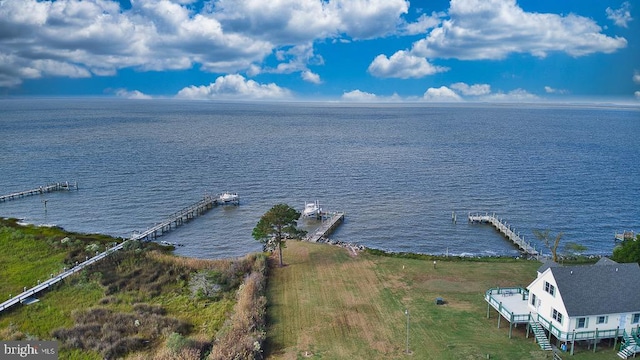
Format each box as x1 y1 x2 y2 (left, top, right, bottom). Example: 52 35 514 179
497 302 502 329
571 330 575 356
614 326 619 350
594 328 598 353
509 313 513 339
487 300 491 319
526 313 531 339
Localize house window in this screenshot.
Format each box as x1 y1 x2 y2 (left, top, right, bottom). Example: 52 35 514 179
531 293 537 306
544 281 555 296
552 309 563 324
577 317 588 328
597 316 608 324
633 313 640 324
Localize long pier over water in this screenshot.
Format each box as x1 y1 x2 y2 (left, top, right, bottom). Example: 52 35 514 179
131 194 224 241
468 213 539 258
0 182 78 202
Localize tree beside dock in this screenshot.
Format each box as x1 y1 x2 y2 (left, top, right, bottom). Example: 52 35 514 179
533 228 563 262
252 204 303 267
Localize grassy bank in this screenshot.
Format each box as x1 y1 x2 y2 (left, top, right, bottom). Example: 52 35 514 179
0 219 268 360
265 241 620 360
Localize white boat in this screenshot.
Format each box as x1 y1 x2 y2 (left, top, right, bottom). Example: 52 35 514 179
302 200 322 218
219 192 239 203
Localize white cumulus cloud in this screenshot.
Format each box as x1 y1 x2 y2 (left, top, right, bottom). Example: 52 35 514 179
214 0 409 42
606 2 633 28
411 0 627 60
115 89 152 99
450 82 491 96
0 0 411 88
342 89 377 101
368 50 448 78
480 88 538 102
176 74 291 100
633 71 640 84
635 91 640 100
544 86 568 94
402 11 445 35
301 70 322 84
422 86 462 102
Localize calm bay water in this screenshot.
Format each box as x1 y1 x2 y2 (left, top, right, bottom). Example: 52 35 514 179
0 99 638 259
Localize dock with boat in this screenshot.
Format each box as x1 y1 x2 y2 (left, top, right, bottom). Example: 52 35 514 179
468 212 539 258
132 192 238 241
0 181 78 202
305 211 345 243
615 231 636 242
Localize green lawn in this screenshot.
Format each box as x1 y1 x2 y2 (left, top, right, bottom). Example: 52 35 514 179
265 241 621 360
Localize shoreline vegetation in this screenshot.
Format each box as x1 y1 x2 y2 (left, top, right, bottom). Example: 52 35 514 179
0 218 622 359
0 218 267 359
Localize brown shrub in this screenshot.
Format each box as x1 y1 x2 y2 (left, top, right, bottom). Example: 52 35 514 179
52 306 191 360
208 254 268 360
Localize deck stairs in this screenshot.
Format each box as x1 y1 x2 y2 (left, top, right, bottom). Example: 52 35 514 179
618 331 638 359
529 321 552 351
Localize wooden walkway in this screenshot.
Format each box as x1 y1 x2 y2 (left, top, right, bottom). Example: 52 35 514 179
0 182 78 202
0 241 124 313
131 194 219 241
468 213 539 257
0 192 235 314
305 212 345 242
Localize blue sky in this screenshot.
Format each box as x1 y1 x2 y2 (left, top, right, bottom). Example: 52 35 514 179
1 0 639 102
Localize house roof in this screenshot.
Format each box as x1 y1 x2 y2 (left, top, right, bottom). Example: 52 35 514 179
594 257 618 266
537 259 560 273
551 262 640 317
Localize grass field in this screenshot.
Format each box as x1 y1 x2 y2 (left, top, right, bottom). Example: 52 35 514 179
265 241 621 360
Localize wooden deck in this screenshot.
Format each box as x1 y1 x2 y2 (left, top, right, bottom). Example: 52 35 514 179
0 181 78 202
468 213 539 257
305 212 345 243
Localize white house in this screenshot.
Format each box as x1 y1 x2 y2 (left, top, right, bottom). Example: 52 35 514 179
485 258 640 357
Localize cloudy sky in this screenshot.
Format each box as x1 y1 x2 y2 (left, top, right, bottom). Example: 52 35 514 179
1 0 638 102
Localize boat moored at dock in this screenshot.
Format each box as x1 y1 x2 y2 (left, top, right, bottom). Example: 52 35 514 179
302 200 322 218
219 192 239 204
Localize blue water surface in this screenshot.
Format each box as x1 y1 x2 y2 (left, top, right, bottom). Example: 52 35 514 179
0 99 638 259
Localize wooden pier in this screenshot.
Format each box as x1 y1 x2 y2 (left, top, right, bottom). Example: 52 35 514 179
132 194 227 241
468 213 539 258
0 182 78 202
305 211 345 243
